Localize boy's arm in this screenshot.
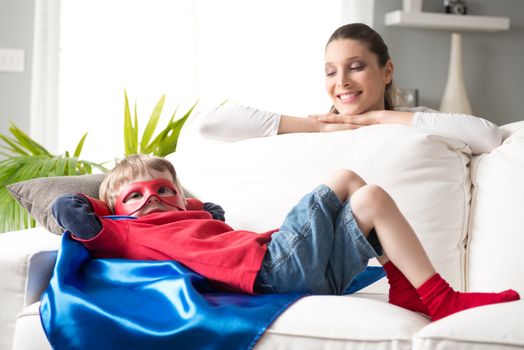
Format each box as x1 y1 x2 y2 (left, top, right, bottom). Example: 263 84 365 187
203 202 225 221
186 198 226 221
51 194 103 239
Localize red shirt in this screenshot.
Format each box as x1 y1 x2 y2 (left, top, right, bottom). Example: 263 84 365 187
75 210 275 294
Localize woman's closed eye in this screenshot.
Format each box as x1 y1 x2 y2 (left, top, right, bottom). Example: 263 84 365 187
325 63 365 77
349 62 365 71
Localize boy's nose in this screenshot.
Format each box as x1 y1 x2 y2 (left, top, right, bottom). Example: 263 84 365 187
146 195 160 204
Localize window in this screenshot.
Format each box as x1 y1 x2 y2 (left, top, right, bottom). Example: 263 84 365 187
35 0 370 162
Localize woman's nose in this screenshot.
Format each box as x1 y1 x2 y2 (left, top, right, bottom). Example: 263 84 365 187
337 75 352 88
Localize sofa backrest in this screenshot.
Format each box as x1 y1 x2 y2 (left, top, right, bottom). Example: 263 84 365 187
172 114 472 292
467 121 524 294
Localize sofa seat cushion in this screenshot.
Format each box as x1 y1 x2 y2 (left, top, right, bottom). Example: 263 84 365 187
257 294 429 350
12 303 50 350
413 300 524 350
0 228 60 350
16 294 429 350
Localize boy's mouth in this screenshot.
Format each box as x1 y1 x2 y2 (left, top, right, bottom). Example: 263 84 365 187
141 207 165 215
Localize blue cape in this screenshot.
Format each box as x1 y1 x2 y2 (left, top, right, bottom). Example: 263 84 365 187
40 233 385 350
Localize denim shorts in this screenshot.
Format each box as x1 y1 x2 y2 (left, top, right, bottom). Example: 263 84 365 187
255 184 383 295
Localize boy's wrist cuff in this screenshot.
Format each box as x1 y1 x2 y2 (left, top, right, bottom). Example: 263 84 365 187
77 193 112 216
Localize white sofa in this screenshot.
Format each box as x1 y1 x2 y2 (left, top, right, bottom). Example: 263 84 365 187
1 115 524 350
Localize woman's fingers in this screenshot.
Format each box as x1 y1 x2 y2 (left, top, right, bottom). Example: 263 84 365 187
309 113 371 125
308 113 342 122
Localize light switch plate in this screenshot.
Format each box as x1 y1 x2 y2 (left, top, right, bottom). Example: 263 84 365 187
0 48 25 73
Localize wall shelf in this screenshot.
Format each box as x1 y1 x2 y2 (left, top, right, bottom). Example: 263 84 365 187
385 10 510 32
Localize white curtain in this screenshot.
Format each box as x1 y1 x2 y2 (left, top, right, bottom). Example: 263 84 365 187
30 0 60 152
31 0 374 163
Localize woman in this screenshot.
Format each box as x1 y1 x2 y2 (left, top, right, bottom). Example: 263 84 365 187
196 23 501 154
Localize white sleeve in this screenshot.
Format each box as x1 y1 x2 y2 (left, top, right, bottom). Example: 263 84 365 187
410 108 503 154
195 104 281 141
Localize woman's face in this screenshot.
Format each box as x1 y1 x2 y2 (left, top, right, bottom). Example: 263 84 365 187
325 39 393 115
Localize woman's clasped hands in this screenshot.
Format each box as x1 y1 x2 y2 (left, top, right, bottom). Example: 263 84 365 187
309 110 413 132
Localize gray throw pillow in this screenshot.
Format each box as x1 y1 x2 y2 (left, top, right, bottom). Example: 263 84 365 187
7 174 107 235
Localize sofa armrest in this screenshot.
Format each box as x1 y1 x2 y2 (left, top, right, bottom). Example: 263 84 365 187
0 227 60 350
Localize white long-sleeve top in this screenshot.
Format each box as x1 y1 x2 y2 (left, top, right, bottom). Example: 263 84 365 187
195 104 502 154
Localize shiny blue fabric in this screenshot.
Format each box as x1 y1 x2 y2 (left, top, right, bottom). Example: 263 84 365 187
41 232 385 350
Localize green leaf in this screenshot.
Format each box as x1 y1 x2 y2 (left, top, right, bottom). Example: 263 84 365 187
38 158 57 177
55 157 68 176
0 123 107 233
0 187 34 232
8 123 51 156
0 134 29 156
67 157 78 175
73 133 88 157
140 95 165 153
156 101 197 156
133 102 139 153
148 100 197 156
123 90 136 155
83 162 93 174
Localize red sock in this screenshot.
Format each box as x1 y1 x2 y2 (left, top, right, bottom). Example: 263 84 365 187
383 262 429 315
417 273 520 321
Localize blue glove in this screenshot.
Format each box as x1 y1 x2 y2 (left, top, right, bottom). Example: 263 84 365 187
203 202 226 221
51 194 102 239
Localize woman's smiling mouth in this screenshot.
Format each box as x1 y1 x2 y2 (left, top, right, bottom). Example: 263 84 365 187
338 91 362 103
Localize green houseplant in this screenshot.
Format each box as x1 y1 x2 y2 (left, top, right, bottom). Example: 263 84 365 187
0 124 107 233
123 90 197 157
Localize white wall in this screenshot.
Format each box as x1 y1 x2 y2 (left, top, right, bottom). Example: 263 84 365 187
53 0 347 162
1 0 523 163
374 0 524 124
0 0 34 143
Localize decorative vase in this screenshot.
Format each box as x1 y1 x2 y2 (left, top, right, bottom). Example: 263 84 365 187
403 0 423 12
440 33 472 114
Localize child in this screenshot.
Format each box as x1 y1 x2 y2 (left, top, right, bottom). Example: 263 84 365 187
52 154 519 321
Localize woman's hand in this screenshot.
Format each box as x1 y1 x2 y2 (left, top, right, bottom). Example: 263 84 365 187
278 111 413 134
309 110 414 130
309 111 382 127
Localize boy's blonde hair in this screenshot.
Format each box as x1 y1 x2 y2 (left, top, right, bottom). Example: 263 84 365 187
100 154 185 212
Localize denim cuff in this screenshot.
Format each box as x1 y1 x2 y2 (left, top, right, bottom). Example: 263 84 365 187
313 184 343 215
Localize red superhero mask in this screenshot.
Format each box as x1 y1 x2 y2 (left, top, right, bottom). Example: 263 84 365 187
114 178 185 216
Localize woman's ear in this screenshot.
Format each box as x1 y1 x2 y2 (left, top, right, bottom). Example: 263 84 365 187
384 59 394 84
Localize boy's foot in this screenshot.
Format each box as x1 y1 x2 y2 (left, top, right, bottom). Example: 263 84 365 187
417 273 520 321
383 262 429 315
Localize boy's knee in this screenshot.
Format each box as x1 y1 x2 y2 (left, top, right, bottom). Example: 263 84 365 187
351 184 391 215
332 168 359 181
330 169 364 188
326 169 364 200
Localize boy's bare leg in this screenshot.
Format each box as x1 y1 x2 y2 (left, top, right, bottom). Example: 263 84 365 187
347 181 519 320
324 169 433 282
324 169 430 314
323 169 367 202
348 184 435 288
324 170 393 263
